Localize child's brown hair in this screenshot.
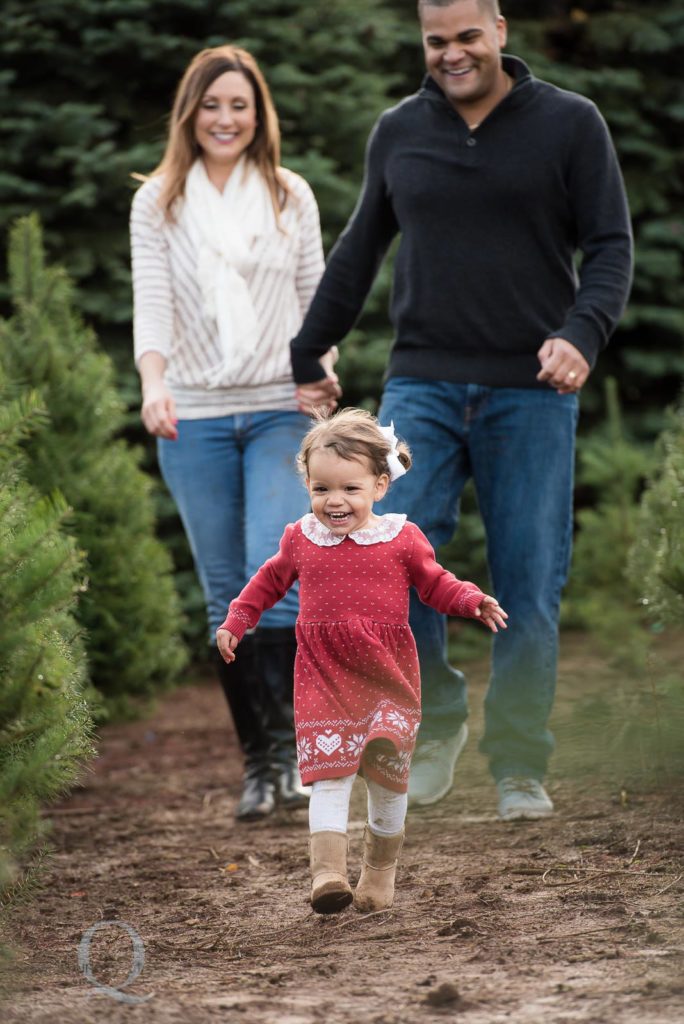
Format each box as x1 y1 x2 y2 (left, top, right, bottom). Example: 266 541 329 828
297 408 412 480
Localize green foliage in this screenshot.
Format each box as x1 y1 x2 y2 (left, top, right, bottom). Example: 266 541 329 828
0 215 186 708
0 376 94 904
629 398 684 624
0 0 405 329
560 389 684 787
563 378 651 665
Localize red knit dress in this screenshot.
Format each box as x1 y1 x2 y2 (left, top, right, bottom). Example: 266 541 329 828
219 513 486 793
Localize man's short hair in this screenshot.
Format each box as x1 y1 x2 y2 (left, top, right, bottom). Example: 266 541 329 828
418 0 502 19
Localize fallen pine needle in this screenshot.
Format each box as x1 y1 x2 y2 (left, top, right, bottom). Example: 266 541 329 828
541 865 670 887
652 874 682 897
626 838 641 866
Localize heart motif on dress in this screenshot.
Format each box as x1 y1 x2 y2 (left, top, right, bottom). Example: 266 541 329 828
315 732 342 756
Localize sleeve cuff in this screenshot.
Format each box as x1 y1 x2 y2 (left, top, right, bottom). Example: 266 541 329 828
290 346 328 384
217 611 252 642
547 326 601 370
460 588 487 618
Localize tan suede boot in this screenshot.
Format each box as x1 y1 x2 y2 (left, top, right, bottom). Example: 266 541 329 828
309 831 353 914
354 825 405 912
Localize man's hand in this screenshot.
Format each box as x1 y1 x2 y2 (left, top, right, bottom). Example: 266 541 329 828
475 596 509 633
216 628 239 663
296 376 342 414
537 337 590 394
296 347 343 414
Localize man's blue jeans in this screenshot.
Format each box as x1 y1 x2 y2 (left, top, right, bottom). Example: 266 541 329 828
158 410 311 639
378 378 578 782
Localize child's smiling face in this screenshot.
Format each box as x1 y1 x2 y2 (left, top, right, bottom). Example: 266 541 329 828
306 448 389 537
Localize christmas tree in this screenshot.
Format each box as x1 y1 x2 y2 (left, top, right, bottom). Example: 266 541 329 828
0 375 94 905
0 216 186 711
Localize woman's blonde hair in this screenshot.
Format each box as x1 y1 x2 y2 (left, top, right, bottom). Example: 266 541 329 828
297 408 412 480
140 45 289 221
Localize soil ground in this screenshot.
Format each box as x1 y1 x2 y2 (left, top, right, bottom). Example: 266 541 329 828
2 634 682 1024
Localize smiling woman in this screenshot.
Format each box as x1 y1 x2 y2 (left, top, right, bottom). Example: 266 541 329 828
193 71 258 184
129 45 339 823
143 46 286 223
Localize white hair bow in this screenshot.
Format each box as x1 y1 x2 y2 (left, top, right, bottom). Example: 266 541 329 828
379 421 407 482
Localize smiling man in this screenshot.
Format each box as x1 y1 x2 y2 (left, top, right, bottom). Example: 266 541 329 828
290 0 633 820
422 0 509 116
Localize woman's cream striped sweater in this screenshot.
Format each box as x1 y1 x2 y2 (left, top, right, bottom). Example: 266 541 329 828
130 167 324 419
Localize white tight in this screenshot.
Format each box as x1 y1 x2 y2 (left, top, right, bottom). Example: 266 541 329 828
309 774 407 837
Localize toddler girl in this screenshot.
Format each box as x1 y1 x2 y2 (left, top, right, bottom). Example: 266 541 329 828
217 408 507 914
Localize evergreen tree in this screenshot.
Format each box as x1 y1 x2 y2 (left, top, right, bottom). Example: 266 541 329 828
564 392 684 784
0 216 186 709
0 377 94 901
619 396 684 779
563 378 651 665
0 0 404 343
629 397 684 624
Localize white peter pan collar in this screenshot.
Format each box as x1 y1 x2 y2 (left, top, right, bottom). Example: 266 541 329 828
300 512 407 547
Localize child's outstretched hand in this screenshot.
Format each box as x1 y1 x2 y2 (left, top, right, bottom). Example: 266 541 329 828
217 627 239 663
475 596 508 633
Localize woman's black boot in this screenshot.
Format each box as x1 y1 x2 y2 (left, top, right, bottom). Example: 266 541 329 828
214 637 275 821
256 626 310 809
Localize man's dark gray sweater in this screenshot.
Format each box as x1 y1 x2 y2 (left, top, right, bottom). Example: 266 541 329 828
291 57 633 389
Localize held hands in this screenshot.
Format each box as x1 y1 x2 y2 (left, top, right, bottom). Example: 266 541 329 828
216 628 239 663
475 596 508 633
537 337 590 394
295 347 342 414
141 380 178 440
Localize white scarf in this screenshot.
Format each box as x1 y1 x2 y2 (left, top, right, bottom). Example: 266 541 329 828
183 157 276 387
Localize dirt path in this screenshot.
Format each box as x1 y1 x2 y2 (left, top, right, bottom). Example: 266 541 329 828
3 635 682 1023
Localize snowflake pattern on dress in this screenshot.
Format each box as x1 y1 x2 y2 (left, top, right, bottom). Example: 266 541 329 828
386 710 410 732
375 749 412 775
346 734 366 757
296 736 312 763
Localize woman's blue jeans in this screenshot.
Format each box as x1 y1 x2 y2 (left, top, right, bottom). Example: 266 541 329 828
158 410 311 639
378 378 578 782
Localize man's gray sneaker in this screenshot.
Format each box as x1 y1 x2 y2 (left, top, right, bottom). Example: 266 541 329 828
408 724 468 807
497 777 554 821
